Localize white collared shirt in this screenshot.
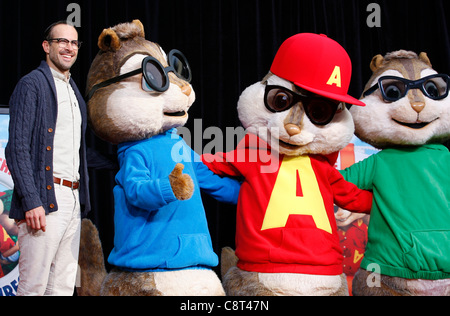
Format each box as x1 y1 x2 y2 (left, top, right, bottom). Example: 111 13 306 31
51 68 82 182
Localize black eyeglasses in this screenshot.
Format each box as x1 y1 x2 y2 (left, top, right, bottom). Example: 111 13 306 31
363 74 450 102
47 38 82 49
87 49 192 101
264 85 341 126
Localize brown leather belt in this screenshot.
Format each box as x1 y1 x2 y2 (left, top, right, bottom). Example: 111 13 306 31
53 177 79 190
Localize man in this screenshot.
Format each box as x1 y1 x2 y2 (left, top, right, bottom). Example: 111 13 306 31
6 21 90 296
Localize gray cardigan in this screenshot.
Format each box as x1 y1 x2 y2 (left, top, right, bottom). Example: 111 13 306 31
6 61 90 220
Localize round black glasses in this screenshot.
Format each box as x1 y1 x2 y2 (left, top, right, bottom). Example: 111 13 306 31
264 85 342 126
363 74 449 103
87 49 192 101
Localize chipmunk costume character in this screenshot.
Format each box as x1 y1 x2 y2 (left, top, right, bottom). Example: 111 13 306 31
341 50 450 296
78 20 240 296
202 33 373 296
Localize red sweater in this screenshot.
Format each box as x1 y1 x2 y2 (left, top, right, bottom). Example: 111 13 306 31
202 134 372 275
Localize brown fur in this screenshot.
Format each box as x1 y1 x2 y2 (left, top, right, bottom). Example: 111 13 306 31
353 269 450 296
223 267 276 296
365 50 433 94
221 247 348 296
223 267 348 296
221 247 274 296
220 247 239 280
77 219 107 296
86 20 168 144
369 50 431 73
101 269 163 296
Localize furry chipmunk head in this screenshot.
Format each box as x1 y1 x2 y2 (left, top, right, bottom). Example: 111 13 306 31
237 33 364 156
351 50 450 149
86 20 195 144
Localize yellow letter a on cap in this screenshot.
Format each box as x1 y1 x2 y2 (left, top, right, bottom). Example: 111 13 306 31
326 66 342 88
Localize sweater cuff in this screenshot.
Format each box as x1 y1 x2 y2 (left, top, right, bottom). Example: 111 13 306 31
160 178 177 204
21 193 44 213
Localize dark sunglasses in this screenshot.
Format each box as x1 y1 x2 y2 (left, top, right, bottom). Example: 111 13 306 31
87 49 192 101
363 74 450 103
264 85 341 126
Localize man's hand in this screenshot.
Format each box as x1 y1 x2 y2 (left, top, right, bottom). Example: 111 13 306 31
25 206 47 232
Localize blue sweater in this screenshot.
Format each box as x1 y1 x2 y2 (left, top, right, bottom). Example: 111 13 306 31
6 61 90 220
108 129 240 271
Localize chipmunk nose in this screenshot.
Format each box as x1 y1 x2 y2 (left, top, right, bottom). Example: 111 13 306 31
285 123 301 136
284 104 304 136
180 83 192 97
411 101 425 113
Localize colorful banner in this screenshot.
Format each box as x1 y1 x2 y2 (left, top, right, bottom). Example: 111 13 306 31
335 136 379 295
0 108 20 296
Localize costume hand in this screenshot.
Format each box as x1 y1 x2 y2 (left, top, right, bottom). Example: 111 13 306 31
25 206 47 232
169 163 194 201
335 207 366 227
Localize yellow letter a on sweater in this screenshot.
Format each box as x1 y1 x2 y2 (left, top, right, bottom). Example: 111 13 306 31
261 156 332 234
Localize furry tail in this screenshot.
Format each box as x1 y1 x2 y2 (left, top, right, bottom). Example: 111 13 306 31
77 218 107 296
221 247 239 280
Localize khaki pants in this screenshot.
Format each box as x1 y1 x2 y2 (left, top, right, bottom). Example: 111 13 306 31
16 185 81 296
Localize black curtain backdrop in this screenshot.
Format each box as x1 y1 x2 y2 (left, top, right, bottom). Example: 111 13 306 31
1 0 449 272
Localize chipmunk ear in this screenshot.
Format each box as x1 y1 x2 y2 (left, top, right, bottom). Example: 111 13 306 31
419 52 432 68
98 28 121 52
132 19 145 38
370 54 385 72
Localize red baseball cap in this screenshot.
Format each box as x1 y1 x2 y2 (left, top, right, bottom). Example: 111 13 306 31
270 33 365 106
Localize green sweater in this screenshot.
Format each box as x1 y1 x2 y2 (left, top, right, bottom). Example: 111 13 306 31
340 144 450 280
